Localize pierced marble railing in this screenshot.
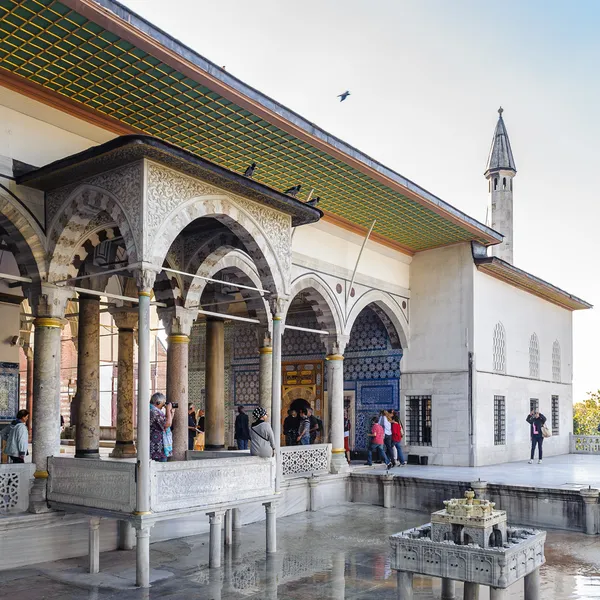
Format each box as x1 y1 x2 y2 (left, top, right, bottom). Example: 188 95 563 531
570 434 600 454
279 443 331 478
0 463 34 514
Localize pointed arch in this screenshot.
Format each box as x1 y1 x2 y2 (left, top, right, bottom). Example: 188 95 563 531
529 333 540 379
492 322 506 374
47 185 139 283
283 274 344 338
344 289 408 350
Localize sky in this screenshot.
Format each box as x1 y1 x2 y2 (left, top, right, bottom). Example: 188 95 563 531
122 0 600 402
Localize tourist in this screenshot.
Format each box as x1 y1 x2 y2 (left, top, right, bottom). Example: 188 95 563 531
366 416 392 469
187 403 198 450
249 407 275 458
526 409 547 464
150 392 173 462
197 409 205 433
378 410 393 463
2 409 29 463
297 407 311 445
308 407 321 444
344 409 351 464
283 409 299 446
391 414 406 466
234 405 251 450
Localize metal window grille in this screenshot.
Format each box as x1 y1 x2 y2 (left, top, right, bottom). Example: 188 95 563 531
494 396 506 445
529 333 540 379
492 323 506 373
552 395 559 435
406 395 432 446
530 398 539 413
552 341 561 383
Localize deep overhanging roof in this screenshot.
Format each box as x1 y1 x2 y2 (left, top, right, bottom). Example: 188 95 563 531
0 0 503 254
17 134 323 227
474 256 592 311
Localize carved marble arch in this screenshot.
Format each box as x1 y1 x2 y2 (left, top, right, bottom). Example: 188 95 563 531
345 289 408 350
283 274 344 339
148 196 288 297
154 254 184 309
0 187 46 286
47 185 139 284
185 247 271 327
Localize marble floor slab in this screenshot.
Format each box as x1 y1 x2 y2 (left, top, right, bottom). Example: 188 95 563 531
0 504 599 599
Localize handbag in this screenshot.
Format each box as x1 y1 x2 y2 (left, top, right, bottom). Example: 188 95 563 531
163 427 173 457
541 424 552 438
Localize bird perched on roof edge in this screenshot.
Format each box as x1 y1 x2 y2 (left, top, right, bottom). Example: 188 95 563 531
284 184 301 197
306 197 320 207
338 90 350 102
243 162 256 178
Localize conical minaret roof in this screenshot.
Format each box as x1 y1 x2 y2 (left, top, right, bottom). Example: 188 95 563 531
485 107 516 177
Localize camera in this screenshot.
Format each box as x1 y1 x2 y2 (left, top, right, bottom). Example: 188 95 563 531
167 401 179 409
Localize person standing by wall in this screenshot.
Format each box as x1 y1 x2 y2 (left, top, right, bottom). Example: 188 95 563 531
249 407 275 458
187 403 198 451
234 405 251 450
297 407 311 445
150 393 173 462
2 410 29 463
283 409 299 446
343 409 351 464
378 410 393 464
527 409 547 464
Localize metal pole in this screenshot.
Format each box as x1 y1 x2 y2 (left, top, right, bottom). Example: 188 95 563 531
160 265 270 295
345 219 376 312
136 291 151 514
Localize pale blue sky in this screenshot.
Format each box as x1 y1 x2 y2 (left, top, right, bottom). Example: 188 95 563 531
123 0 600 401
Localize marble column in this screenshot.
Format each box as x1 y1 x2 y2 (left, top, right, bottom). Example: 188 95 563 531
331 551 345 600
327 336 349 474
224 508 233 546
441 578 456 600
463 582 479 600
136 525 151 587
205 318 225 450
75 294 100 459
270 299 283 492
580 487 599 535
25 344 34 440
89 517 101 574
167 334 190 460
381 473 395 508
208 510 225 568
232 507 241 530
110 309 138 459
396 571 413 600
524 568 540 600
259 335 273 413
30 286 71 513
489 588 506 600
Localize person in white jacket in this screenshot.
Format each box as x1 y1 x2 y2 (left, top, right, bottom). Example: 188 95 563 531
3 409 29 463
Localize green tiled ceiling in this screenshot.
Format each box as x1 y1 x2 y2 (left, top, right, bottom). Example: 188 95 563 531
0 0 491 251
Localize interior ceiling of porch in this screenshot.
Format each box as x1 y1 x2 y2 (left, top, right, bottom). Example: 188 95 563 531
0 0 502 255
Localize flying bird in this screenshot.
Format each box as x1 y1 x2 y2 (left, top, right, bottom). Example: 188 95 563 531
306 197 320 208
338 90 350 102
284 184 301 197
243 162 256 178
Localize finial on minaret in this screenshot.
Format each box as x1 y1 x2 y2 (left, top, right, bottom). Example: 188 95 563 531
498 106 504 117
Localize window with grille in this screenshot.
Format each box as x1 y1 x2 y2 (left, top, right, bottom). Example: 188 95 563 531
492 322 506 373
529 333 540 379
552 395 559 435
552 341 561 383
494 396 506 445
406 395 432 446
530 398 539 413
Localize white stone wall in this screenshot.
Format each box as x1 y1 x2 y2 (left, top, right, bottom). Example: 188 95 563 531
473 269 573 464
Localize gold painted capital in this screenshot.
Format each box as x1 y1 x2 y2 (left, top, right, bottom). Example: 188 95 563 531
132 510 152 515
33 317 63 329
332 448 347 454
259 346 273 355
168 334 190 344
273 315 282 321
33 470 49 479
326 354 344 361
138 291 151 298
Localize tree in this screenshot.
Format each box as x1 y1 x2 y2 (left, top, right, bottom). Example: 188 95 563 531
573 391 600 435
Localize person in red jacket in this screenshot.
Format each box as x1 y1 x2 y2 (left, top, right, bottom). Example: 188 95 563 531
391 414 406 466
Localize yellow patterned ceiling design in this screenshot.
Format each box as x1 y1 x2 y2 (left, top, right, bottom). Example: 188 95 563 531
0 0 499 252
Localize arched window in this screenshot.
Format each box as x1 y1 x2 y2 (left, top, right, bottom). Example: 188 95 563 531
502 177 506 189
552 340 561 383
494 177 498 190
492 322 506 373
529 333 540 379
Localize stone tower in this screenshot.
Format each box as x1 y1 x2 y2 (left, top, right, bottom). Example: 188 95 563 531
485 107 516 264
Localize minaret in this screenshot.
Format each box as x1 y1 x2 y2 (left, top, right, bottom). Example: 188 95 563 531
485 107 516 264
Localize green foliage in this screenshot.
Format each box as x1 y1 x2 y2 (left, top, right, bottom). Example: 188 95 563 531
573 391 600 434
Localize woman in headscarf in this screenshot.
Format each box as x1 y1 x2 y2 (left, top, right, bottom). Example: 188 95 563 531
249 407 276 458
149 392 173 462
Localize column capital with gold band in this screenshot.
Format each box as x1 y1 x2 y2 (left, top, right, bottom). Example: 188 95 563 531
158 306 197 337
32 284 73 320
325 334 349 357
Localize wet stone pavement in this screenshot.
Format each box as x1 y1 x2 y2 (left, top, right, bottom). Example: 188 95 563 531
1 505 599 599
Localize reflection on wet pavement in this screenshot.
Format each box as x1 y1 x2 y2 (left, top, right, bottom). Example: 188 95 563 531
1 505 599 599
